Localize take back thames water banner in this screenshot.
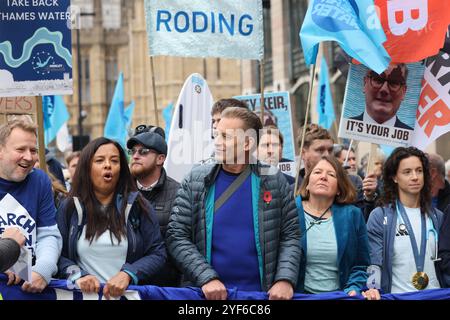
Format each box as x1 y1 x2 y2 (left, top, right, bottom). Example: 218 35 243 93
0 0 72 97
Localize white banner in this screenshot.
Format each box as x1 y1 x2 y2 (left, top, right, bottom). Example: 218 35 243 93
144 0 263 60
411 52 450 150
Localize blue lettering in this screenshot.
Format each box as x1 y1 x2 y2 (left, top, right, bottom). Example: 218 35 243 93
211 11 215 33
218 13 235 36
16 215 28 228
7 213 17 226
25 234 33 247
0 215 7 226
239 14 253 36
156 10 172 31
193 11 208 33
155 10 254 36
174 11 189 33
22 218 36 234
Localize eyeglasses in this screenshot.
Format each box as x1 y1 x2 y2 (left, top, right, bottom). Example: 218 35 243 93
127 148 153 156
368 74 406 92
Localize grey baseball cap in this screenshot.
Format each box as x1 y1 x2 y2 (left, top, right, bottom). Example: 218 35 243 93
127 131 167 155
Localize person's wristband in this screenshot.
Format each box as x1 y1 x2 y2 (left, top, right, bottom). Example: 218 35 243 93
364 191 377 202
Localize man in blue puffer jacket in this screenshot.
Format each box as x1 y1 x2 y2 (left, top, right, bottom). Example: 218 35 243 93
166 106 301 300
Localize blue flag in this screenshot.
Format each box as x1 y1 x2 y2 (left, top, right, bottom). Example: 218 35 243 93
104 73 135 149
380 144 395 158
299 0 390 74
124 101 136 129
42 95 70 146
317 57 335 130
162 102 173 142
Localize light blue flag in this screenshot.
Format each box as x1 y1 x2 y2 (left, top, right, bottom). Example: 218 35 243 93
317 57 335 130
104 72 128 148
162 102 173 142
299 0 390 74
124 101 136 129
42 95 70 146
380 144 395 158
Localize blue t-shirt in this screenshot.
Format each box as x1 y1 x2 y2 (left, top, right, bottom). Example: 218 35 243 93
211 169 261 292
0 169 56 256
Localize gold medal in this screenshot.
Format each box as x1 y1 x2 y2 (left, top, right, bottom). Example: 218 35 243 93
412 272 429 290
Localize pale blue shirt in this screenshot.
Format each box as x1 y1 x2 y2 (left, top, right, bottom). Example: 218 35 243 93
77 226 128 283
304 213 340 293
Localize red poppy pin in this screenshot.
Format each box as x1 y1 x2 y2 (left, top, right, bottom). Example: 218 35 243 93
263 191 272 204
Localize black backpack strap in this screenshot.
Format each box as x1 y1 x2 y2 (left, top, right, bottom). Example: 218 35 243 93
214 166 251 212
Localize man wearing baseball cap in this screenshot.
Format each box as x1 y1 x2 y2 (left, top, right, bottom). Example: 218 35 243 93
127 125 181 287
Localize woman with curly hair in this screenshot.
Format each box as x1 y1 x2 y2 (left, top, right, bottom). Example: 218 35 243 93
363 147 445 299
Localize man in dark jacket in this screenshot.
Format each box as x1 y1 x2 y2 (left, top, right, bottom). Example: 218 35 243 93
166 106 301 300
127 126 181 287
428 153 450 213
0 228 25 273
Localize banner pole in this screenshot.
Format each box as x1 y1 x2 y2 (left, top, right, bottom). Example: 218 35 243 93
260 59 265 124
343 139 354 167
36 97 48 174
150 56 159 126
294 60 318 193
366 143 378 177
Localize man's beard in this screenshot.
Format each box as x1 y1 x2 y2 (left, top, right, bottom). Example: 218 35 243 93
131 163 156 179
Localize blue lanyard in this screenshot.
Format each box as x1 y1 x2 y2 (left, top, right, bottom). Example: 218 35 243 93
396 201 427 272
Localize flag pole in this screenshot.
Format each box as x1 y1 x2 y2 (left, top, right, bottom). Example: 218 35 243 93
259 59 265 124
36 96 48 174
294 56 318 194
150 56 159 126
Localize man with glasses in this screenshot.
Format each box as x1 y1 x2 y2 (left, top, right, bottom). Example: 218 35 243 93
351 63 413 130
126 126 181 287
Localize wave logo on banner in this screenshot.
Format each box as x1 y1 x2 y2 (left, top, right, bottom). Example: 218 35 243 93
311 0 359 31
411 52 450 150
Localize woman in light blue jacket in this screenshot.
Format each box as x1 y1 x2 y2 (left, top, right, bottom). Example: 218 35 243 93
295 155 370 295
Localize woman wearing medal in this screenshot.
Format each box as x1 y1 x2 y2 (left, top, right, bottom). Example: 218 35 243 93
363 147 444 300
295 155 370 295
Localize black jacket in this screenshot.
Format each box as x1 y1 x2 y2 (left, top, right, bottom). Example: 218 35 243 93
138 168 181 287
438 205 450 287
0 239 20 273
437 180 450 214
56 192 166 284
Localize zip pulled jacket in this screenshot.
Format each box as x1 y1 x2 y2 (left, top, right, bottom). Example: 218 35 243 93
166 163 301 291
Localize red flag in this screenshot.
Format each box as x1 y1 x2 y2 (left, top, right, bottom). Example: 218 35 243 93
375 0 450 63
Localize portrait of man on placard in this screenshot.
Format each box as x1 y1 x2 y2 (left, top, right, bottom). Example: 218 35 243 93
338 62 424 148
351 63 412 130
